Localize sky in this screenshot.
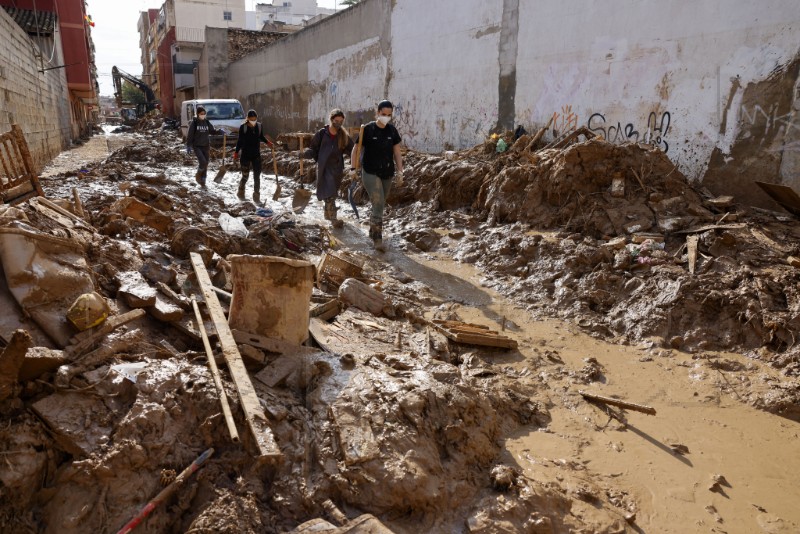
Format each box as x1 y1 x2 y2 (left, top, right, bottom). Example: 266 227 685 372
90 0 340 96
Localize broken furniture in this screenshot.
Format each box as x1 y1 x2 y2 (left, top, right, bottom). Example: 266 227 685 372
0 124 44 205
431 320 518 349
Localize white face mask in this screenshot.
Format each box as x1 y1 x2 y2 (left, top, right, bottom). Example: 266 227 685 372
377 115 391 125
198 114 206 120
248 120 256 126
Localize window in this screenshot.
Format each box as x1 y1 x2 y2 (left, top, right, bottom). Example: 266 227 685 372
223 11 232 21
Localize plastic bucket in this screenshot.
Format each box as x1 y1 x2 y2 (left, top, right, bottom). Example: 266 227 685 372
228 255 314 345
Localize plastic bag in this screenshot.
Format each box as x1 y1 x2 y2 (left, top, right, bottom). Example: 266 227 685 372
496 138 508 153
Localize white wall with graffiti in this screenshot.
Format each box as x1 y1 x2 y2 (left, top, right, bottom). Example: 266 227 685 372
307 36 388 125
513 0 800 188
386 0 504 152
226 0 800 200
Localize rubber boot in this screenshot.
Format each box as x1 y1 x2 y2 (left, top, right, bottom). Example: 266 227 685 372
253 190 261 204
323 198 334 220
237 178 246 200
330 202 343 228
195 170 204 186
369 223 385 251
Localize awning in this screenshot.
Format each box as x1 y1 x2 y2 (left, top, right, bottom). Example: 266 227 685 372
2 6 57 36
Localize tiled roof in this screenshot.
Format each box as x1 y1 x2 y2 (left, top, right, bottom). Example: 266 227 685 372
2 6 57 36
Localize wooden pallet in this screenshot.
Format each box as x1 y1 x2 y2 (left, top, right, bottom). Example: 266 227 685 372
431 320 518 350
0 124 44 205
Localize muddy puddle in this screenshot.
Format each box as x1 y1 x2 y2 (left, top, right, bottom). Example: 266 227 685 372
1 124 799 534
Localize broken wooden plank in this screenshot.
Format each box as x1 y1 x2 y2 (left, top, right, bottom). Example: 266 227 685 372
232 329 306 355
431 319 518 349
114 197 173 233
579 390 657 415
191 298 239 444
687 234 698 274
64 309 145 358
156 281 192 310
675 223 746 234
34 197 93 230
254 354 300 388
309 317 347 353
788 256 800 268
754 181 800 217
190 252 281 460
310 298 340 321
750 228 793 255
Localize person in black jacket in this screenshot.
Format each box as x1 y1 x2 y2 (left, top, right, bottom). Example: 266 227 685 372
186 105 222 187
351 100 404 251
233 109 274 203
305 109 354 228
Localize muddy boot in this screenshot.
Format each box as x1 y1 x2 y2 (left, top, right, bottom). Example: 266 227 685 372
195 171 204 186
253 191 261 204
323 198 334 221
369 223 385 252
237 179 246 200
330 203 343 228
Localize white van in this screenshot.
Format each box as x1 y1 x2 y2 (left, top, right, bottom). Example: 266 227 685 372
180 99 245 143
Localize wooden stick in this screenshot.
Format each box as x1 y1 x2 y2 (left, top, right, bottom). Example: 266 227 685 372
191 298 239 443
72 187 86 219
299 136 304 178
116 448 214 534
579 390 657 415
190 252 281 459
687 235 699 275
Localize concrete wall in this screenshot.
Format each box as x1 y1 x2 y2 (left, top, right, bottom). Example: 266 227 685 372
0 8 71 171
229 0 389 135
198 27 230 98
228 0 800 207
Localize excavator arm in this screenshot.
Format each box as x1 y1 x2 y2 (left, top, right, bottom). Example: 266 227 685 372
112 66 158 115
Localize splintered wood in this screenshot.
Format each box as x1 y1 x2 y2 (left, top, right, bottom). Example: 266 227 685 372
431 320 518 350
190 252 281 460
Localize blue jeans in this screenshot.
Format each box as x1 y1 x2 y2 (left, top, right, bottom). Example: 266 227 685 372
361 170 393 227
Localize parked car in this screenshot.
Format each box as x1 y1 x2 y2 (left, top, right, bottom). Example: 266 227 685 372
180 99 245 144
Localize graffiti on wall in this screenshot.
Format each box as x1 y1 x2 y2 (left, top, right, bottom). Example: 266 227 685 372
587 110 672 152
552 105 578 136
263 106 302 120
739 103 800 151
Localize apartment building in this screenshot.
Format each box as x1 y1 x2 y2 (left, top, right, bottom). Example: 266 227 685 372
149 0 246 117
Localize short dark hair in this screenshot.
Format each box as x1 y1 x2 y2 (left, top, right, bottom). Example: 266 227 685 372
247 109 258 118
377 100 393 111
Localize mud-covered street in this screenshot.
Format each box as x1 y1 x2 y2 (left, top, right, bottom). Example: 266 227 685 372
1 123 799 534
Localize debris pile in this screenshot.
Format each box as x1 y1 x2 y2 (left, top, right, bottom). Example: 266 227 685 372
0 127 635 533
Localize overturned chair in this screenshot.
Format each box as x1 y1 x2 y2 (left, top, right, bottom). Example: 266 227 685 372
0 124 45 205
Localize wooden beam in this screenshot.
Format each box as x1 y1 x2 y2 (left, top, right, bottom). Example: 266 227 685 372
687 234 698 275
580 390 657 415
190 252 281 460
192 298 239 443
64 309 145 358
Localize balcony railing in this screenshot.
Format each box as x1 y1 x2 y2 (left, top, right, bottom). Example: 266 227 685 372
175 26 205 43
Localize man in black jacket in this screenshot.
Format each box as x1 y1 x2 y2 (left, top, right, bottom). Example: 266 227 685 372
233 109 274 203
